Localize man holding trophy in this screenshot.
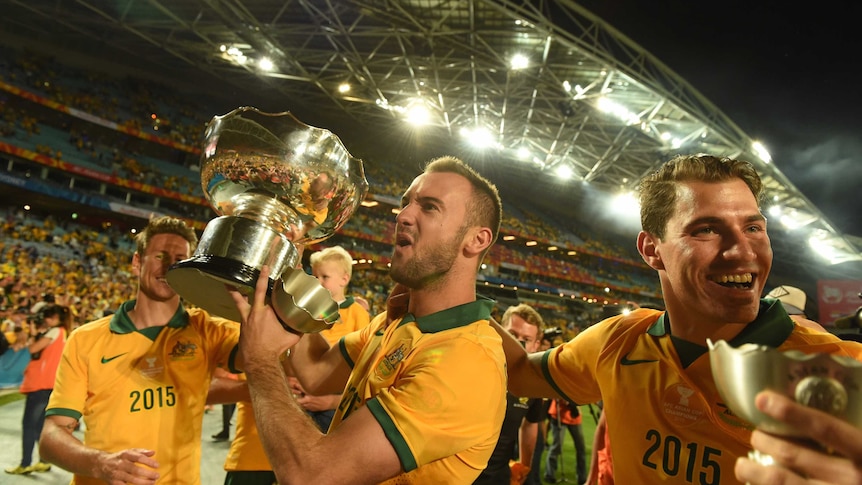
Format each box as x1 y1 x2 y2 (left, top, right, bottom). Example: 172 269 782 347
229 155 508 484
495 154 862 484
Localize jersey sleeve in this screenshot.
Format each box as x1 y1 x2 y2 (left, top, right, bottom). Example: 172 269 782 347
340 313 385 368
543 323 605 405
206 316 240 372
45 328 88 419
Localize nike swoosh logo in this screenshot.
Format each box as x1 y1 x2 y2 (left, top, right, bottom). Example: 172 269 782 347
101 353 128 364
620 352 658 365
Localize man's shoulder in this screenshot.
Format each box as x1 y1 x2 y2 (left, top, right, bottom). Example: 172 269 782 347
587 309 663 339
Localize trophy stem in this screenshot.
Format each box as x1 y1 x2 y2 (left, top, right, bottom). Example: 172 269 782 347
166 216 299 322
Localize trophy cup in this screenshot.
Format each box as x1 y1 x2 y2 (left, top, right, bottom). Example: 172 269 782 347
166 107 369 333
708 339 862 469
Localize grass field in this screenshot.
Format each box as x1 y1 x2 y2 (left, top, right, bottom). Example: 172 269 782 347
537 404 599 482
0 390 25 407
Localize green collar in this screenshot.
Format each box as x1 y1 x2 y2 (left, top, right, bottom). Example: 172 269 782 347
397 296 495 333
646 298 794 368
110 300 190 339
339 296 355 309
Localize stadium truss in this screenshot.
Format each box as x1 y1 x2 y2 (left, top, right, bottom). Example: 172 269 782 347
2 0 860 277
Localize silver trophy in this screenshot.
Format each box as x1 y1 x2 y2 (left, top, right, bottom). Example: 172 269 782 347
709 339 862 470
166 107 368 333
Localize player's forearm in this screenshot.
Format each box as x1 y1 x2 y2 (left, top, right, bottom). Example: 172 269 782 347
289 333 349 395
40 419 106 478
206 377 250 404
246 356 331 484
489 320 558 398
518 423 538 464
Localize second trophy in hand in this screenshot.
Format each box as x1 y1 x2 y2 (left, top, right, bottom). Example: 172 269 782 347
166 107 369 332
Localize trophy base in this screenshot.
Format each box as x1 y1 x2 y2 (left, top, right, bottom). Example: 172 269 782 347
166 255 266 323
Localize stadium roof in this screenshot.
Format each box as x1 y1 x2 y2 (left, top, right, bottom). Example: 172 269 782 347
2 0 860 281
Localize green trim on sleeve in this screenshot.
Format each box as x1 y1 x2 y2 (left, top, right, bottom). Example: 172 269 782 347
228 344 241 373
45 407 83 421
540 348 576 404
366 397 417 472
338 337 354 368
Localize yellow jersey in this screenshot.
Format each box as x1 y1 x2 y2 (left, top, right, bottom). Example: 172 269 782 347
46 301 240 485
336 297 506 484
544 299 862 484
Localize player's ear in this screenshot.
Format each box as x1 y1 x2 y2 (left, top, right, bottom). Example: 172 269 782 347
463 226 493 257
637 231 664 270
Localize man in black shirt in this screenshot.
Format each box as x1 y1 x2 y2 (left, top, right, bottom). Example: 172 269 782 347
474 304 546 484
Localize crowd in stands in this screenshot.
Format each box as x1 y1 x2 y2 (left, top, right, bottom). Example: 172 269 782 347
0 45 663 350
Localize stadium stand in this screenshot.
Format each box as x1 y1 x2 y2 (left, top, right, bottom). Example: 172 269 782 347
0 47 663 335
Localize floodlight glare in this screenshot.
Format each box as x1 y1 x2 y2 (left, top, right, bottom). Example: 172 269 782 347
510 54 529 70
259 57 274 71
554 165 573 179
752 141 772 163
405 104 430 126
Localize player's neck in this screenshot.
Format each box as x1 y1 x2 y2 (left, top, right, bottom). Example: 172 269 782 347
129 296 181 329
408 283 477 319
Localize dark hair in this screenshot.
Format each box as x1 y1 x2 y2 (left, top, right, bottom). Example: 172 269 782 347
638 154 763 240
135 216 198 255
38 304 73 333
424 156 502 260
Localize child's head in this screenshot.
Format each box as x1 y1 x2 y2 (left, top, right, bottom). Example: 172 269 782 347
309 246 354 301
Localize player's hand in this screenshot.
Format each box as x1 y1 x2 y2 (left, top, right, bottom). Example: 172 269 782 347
96 448 159 485
734 390 862 484
509 460 530 485
228 265 300 372
385 283 409 324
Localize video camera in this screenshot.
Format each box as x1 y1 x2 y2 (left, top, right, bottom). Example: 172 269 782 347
542 327 563 343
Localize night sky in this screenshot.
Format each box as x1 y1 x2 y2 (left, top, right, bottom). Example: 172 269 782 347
575 0 862 238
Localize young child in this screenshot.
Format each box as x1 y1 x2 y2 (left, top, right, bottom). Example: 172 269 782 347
290 245 371 433
310 245 371 346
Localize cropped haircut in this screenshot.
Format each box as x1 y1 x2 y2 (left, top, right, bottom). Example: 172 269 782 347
501 303 545 336
309 245 354 279
135 216 199 255
638 154 763 240
423 156 503 258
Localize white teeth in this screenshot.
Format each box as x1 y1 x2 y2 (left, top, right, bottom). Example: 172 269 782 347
710 273 753 283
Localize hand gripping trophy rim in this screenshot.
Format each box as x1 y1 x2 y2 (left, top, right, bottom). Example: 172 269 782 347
708 339 862 475
166 107 369 333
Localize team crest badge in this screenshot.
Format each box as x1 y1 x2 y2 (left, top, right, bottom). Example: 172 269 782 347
169 339 198 361
376 342 409 378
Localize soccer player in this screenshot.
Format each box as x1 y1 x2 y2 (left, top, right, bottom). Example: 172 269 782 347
229 156 508 483
39 216 241 484
496 154 862 484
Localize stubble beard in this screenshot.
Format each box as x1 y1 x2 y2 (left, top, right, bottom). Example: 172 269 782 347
390 225 466 290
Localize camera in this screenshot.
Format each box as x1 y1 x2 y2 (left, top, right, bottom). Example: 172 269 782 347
543 327 563 342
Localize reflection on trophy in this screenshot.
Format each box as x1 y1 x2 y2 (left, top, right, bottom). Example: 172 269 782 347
166 107 369 333
708 339 862 472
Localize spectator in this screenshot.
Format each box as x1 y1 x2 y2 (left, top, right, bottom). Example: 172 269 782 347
5 304 71 475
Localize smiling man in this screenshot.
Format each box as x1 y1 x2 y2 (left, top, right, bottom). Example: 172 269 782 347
230 156 507 484
496 154 862 484
39 216 241 485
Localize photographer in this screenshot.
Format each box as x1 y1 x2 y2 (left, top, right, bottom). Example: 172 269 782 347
5 304 71 476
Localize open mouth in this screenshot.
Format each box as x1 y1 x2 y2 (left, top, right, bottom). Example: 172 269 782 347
709 273 753 289
395 234 412 247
